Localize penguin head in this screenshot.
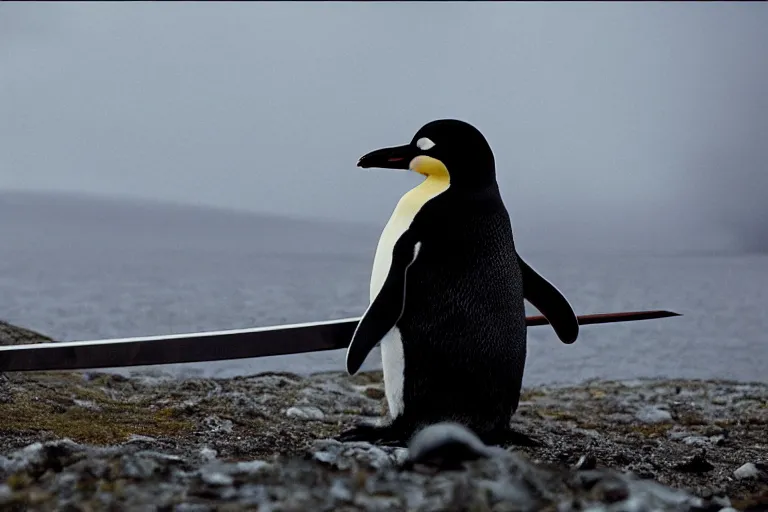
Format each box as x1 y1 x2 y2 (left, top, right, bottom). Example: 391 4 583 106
357 119 496 189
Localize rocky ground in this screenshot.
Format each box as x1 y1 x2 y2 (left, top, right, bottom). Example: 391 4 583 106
1 321 767 511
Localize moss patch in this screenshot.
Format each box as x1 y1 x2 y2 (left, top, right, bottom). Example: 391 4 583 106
627 423 674 438
0 380 192 445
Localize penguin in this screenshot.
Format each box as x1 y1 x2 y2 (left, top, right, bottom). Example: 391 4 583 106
339 119 579 446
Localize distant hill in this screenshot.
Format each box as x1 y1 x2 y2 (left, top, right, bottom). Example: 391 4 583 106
0 190 379 256
0 320 53 346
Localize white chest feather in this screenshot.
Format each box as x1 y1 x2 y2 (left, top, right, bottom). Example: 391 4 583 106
369 176 450 302
370 174 449 419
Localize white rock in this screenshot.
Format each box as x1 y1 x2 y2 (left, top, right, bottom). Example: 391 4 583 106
286 406 325 420
235 460 271 474
199 447 218 462
682 436 709 446
329 479 352 501
635 406 672 424
72 399 102 412
201 471 234 486
734 462 759 479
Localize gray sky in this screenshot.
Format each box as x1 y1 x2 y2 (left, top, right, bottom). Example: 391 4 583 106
1 2 766 253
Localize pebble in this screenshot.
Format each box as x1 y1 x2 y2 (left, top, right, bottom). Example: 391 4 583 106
406 422 497 468
203 415 234 433
235 460 271 474
574 454 597 471
286 406 325 420
312 439 407 470
733 462 759 479
635 406 673 424
72 399 102 412
682 436 710 446
120 455 160 480
201 471 234 487
199 447 217 462
329 479 352 501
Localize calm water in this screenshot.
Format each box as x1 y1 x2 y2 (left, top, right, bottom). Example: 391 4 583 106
2 192 767 386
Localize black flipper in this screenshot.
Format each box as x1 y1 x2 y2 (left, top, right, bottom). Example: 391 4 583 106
518 255 579 344
345 230 420 375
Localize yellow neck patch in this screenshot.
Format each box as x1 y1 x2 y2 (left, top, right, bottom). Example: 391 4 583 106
409 155 450 180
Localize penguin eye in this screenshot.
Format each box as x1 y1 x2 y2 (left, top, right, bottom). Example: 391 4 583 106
416 137 436 151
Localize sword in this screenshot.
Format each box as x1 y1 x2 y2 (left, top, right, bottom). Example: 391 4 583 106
0 310 680 372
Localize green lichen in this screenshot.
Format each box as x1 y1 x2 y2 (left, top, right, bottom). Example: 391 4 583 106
0 380 192 445
677 412 708 426
520 389 547 401
538 410 579 422
628 423 673 438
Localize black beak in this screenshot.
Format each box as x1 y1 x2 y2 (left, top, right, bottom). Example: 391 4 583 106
357 144 418 170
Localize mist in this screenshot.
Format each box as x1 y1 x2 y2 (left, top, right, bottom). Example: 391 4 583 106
1 2 766 254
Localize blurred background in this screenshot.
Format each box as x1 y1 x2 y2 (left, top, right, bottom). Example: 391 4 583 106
1 2 766 385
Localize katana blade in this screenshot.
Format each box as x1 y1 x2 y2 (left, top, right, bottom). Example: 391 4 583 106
0 310 680 372
527 309 682 327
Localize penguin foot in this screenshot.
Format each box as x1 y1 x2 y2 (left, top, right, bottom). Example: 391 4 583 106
480 428 541 448
336 422 409 447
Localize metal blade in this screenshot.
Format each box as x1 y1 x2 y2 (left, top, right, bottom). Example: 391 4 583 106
0 310 680 372
527 309 682 327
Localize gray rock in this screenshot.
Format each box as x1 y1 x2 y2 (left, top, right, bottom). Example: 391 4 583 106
312 439 407 470
120 453 162 479
199 446 217 462
286 405 325 420
0 438 85 477
635 406 673 424
200 470 234 487
72 398 102 412
203 415 234 433
682 435 710 446
135 450 185 463
234 460 271 474
406 422 501 468
733 462 759 479
574 454 597 470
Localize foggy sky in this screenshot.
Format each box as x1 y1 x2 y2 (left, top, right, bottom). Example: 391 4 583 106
1 2 766 253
